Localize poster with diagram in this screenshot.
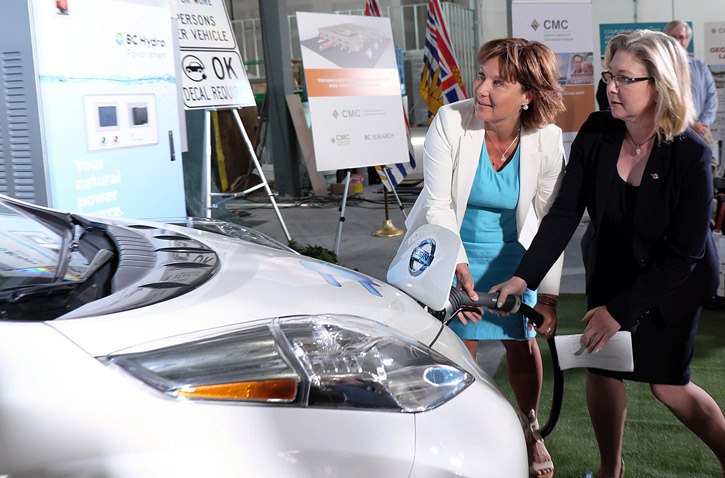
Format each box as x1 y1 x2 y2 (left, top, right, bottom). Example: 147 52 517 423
297 12 408 171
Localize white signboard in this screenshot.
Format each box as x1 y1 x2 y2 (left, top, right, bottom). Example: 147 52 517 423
176 0 237 50
297 12 408 171
705 21 725 65
175 0 254 109
179 49 253 109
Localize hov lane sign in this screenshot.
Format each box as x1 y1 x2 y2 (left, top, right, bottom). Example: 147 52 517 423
180 50 255 109
176 0 237 50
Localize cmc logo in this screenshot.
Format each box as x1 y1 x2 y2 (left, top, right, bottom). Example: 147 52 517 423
543 19 568 30
332 109 361 118
409 238 436 277
331 134 351 145
530 19 540 31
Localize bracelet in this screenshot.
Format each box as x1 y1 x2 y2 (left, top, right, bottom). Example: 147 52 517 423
537 294 558 306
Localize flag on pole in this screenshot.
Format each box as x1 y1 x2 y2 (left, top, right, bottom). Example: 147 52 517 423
364 0 382 16
419 0 467 121
364 0 417 191
375 98 417 190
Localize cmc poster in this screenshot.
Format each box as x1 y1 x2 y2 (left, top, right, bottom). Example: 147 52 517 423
512 1 594 144
297 12 408 171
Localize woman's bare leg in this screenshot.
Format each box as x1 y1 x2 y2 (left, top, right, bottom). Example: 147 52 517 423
586 372 626 478
651 382 725 473
503 339 552 477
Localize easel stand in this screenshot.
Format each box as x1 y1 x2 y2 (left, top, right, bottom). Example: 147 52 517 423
202 108 292 242
388 184 408 220
333 170 352 257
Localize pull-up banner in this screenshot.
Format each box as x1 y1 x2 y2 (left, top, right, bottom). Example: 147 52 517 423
512 1 594 145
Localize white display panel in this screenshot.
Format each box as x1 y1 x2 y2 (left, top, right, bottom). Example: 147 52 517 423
83 94 158 151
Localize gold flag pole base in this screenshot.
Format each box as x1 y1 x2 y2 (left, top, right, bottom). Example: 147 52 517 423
373 219 404 237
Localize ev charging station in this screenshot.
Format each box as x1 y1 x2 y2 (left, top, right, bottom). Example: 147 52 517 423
0 0 186 219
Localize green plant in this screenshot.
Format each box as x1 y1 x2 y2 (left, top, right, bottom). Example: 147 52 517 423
288 240 338 264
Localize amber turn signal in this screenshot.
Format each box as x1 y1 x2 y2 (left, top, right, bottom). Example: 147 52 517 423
175 379 297 402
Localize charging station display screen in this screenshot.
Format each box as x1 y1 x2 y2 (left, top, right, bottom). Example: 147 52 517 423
84 95 158 151
98 106 118 128
131 106 148 126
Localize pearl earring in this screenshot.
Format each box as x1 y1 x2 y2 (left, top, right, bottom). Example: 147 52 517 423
522 104 529 111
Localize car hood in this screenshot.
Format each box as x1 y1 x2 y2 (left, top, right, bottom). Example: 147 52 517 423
49 221 441 357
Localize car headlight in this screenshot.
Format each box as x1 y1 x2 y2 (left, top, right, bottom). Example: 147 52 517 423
105 315 473 413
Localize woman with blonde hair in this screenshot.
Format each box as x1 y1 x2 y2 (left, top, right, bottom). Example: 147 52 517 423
494 30 725 477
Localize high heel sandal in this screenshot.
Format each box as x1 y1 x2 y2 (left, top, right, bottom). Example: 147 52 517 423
525 409 554 478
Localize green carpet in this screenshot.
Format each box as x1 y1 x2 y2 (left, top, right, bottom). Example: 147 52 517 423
493 293 725 477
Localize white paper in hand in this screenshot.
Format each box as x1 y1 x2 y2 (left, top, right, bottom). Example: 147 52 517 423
554 331 634 372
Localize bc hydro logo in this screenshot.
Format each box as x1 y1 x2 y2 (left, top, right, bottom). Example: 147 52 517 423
409 238 436 277
115 32 167 48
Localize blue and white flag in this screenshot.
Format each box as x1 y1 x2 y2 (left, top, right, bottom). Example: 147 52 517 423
365 0 417 191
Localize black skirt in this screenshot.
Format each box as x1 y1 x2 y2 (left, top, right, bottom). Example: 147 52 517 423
586 175 698 385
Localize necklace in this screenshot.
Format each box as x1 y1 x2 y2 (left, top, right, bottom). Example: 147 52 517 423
626 130 656 155
486 129 521 163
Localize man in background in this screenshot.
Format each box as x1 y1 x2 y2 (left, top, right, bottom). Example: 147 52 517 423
665 20 719 175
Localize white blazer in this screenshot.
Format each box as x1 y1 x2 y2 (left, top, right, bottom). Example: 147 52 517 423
404 99 566 295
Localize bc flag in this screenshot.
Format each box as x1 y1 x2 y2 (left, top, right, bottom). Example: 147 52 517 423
420 0 467 120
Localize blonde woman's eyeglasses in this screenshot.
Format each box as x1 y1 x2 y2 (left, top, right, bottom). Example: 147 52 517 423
601 71 653 86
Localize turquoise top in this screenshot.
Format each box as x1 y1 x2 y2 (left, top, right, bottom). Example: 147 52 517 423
448 139 537 341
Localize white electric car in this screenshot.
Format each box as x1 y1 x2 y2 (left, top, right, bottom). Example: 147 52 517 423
0 194 527 477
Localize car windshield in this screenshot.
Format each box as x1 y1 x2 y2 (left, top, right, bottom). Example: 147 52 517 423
0 201 89 292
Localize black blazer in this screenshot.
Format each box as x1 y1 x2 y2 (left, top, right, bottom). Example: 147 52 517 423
517 111 718 329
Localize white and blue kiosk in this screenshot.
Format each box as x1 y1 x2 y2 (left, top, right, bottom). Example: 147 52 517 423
0 0 186 219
